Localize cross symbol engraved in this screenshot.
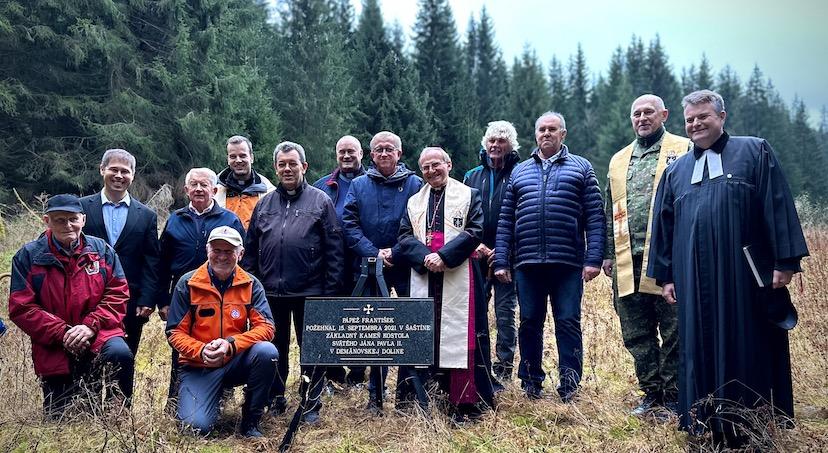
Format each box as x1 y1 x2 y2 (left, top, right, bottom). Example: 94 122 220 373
363 304 374 315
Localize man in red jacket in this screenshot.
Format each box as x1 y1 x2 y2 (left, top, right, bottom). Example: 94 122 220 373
9 194 133 418
166 226 277 437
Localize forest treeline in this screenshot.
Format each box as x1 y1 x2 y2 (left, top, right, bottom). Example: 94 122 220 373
2 0 827 206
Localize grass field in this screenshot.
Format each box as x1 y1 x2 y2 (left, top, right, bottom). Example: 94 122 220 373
0 212 826 452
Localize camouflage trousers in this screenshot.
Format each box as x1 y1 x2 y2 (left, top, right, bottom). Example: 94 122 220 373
613 254 678 400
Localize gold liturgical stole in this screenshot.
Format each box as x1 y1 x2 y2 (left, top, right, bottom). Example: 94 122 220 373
608 131 689 297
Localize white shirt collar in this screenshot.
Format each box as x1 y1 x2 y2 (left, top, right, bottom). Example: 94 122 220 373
100 190 131 206
189 200 215 216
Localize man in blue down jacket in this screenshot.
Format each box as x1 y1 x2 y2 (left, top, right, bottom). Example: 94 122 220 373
494 111 605 402
341 130 422 413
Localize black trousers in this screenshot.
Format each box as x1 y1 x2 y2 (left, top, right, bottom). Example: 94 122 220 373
268 296 324 408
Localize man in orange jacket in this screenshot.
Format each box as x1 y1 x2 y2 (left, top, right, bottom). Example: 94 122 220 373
166 226 277 437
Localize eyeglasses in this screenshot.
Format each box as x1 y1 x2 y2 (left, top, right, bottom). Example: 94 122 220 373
372 146 397 155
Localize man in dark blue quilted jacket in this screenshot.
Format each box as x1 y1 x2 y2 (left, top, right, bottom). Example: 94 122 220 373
494 111 605 402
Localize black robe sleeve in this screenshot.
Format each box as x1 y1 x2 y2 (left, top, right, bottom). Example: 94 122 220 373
647 169 675 285
755 140 810 269
397 208 430 275
437 189 484 268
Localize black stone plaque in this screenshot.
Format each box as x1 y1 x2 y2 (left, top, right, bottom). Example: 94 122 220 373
300 297 434 366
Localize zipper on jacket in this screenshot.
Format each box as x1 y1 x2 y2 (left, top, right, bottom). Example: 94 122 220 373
278 200 290 294
540 163 548 257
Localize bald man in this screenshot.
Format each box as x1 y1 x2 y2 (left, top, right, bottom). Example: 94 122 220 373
602 94 690 416
313 135 367 388
313 135 366 220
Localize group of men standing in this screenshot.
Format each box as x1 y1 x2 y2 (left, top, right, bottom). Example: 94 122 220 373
7 88 808 448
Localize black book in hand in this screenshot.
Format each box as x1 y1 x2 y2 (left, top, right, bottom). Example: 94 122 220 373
742 244 773 288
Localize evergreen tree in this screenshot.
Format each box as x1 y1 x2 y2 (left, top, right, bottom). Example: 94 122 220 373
0 0 280 200
509 48 551 152
352 0 436 169
625 36 648 96
715 65 744 132
645 35 682 131
412 0 477 173
593 48 635 185
565 44 596 157
268 0 357 180
790 99 824 199
681 64 699 94
548 56 568 113
472 7 509 123
696 55 714 90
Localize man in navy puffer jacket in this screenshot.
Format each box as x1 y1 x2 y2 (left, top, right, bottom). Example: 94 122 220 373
494 111 605 402
342 131 423 413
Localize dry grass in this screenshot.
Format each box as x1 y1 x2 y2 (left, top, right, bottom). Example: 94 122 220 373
0 213 826 452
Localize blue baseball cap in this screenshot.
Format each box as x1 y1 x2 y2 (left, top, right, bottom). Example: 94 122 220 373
45 194 84 214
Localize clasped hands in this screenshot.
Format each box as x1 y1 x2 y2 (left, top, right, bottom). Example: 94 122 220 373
63 324 95 355
424 252 447 273
201 338 231 367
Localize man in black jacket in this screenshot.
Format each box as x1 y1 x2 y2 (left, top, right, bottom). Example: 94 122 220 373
463 121 521 390
242 141 345 425
80 148 161 356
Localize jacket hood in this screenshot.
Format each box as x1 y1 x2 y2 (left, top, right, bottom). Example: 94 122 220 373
323 166 366 187
217 167 273 195
478 147 521 169
366 163 417 184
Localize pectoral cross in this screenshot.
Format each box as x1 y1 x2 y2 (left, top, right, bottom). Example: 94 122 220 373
425 231 432 247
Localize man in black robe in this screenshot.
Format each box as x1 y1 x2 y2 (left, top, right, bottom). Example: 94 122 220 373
397 147 494 423
648 90 809 447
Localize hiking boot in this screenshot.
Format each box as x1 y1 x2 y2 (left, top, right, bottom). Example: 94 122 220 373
522 382 543 400
269 396 288 415
366 396 383 416
301 407 321 425
491 378 506 394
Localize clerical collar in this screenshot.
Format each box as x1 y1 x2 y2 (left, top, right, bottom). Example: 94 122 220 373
277 181 305 200
340 168 361 180
693 131 729 159
690 131 730 184
231 175 254 189
637 126 665 148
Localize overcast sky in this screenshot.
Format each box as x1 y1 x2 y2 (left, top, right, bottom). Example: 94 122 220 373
285 0 828 120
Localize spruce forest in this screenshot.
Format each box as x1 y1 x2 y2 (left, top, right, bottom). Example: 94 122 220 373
2 0 827 206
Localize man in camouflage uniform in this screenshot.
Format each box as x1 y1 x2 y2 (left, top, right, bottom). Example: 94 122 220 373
602 94 689 416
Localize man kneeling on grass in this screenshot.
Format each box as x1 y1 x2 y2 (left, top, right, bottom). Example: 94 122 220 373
9 194 134 418
166 226 277 437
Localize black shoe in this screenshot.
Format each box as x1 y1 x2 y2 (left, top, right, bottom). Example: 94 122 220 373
631 393 661 417
269 396 288 415
301 408 321 425
346 371 366 387
366 397 383 416
240 424 264 438
491 378 506 394
560 389 578 404
522 382 543 400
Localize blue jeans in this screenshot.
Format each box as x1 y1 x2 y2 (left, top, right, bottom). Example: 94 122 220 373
515 263 583 397
178 342 278 434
